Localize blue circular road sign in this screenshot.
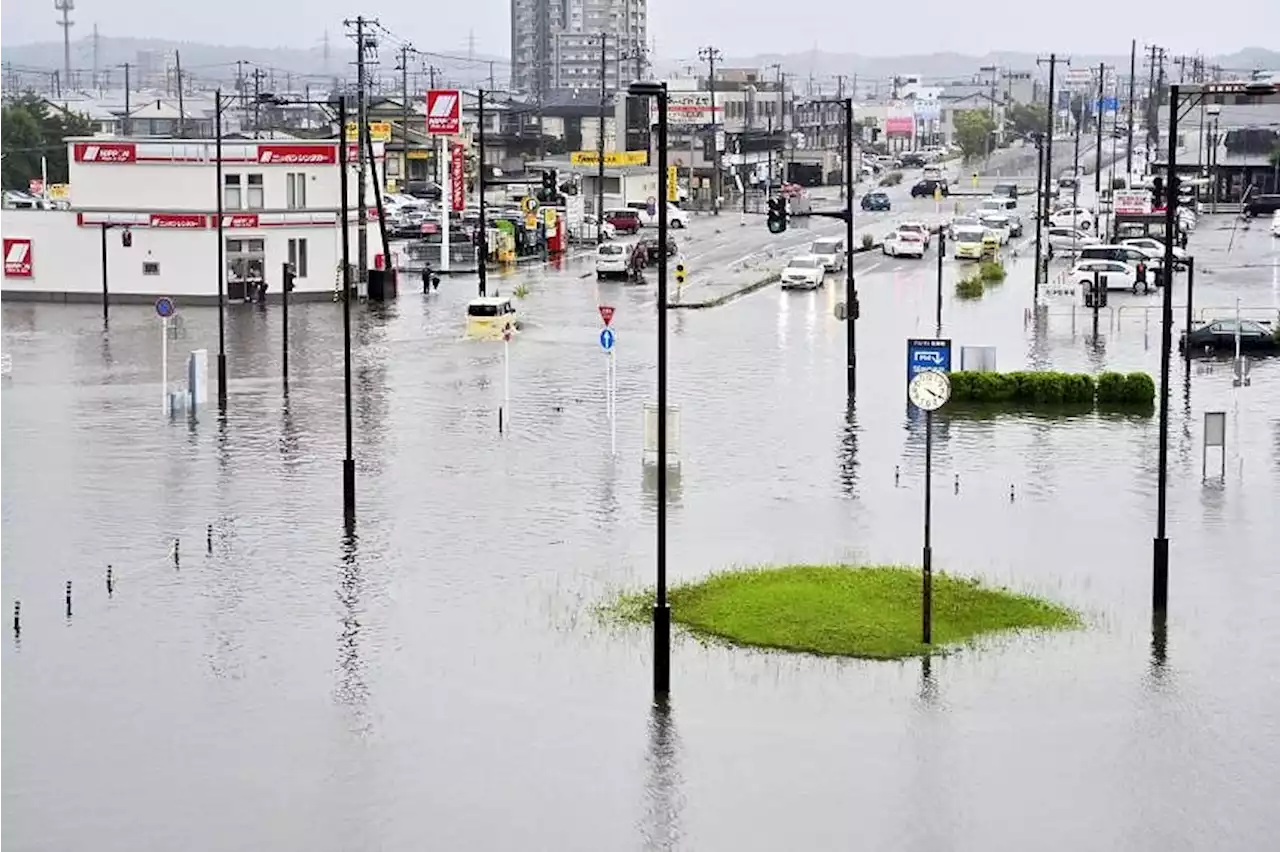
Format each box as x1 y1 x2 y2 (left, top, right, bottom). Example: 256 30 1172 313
154 297 175 318
600 327 615 351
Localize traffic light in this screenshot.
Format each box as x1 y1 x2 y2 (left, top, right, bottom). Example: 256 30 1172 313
675 262 687 285
538 168 558 202
121 228 132 248
767 196 788 234
283 262 297 292
1150 175 1165 208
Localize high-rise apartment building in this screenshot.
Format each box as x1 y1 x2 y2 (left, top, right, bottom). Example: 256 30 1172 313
510 0 647 98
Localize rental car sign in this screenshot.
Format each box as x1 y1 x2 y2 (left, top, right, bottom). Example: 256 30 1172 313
74 142 137 163
426 89 462 134
257 144 337 165
3 238 33 277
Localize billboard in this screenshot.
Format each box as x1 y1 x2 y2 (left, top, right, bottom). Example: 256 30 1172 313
569 150 648 166
257 144 337 165
426 89 462 135
73 142 137 163
4 238 33 277
885 116 915 135
449 143 465 212
344 121 393 143
655 92 722 126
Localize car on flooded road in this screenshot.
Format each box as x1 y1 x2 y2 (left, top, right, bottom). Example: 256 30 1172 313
1180 318 1280 353
780 255 826 290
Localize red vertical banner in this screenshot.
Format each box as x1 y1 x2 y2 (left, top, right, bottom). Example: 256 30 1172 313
450 143 465 212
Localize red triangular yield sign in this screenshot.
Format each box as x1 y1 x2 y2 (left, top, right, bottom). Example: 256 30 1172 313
598 305 615 325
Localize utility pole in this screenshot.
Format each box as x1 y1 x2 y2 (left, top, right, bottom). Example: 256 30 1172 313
1094 63 1106 195
236 60 249 130
1037 54 1067 295
397 43 413 188
121 63 131 136
175 50 185 137
345 16 379 290
55 0 75 89
1153 48 1167 151
596 33 607 231
1126 39 1137 178
698 45 723 214
251 67 267 137
91 22 99 88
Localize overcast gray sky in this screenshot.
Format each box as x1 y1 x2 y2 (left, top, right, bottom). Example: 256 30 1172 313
3 0 1277 61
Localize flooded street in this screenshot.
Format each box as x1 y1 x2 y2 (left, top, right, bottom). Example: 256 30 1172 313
3 214 1278 850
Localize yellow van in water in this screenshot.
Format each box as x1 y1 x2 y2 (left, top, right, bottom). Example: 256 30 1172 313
953 225 987 260
466 296 519 340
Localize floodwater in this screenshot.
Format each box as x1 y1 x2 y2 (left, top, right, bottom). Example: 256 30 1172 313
3 218 1277 850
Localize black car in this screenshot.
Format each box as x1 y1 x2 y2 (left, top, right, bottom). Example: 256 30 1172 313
910 178 949 198
1179 318 1280 353
641 235 678 262
1243 194 1280 218
861 191 891 211
897 152 927 168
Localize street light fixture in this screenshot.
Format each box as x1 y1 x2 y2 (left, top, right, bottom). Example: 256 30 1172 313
629 79 671 697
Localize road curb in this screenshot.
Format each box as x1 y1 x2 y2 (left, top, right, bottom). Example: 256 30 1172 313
671 273 781 310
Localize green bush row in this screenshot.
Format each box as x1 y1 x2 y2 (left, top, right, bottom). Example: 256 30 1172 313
979 260 1006 282
948 370 1155 406
955 275 984 298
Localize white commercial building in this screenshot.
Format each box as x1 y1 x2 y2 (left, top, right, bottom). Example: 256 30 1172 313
1 136 384 303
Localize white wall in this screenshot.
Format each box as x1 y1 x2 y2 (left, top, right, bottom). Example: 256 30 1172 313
2 211 356 302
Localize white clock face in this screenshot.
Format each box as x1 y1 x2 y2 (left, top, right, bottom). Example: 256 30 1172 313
909 370 951 411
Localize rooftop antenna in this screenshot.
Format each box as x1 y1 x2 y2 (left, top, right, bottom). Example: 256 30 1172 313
54 0 75 87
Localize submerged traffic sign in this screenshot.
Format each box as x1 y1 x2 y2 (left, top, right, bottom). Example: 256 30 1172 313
155 297 175 318
600 328 615 351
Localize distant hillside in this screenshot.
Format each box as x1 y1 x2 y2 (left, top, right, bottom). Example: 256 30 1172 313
0 35 506 89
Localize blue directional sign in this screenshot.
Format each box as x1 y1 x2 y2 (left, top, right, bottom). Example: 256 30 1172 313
907 338 952 387
1097 96 1119 113
154 297 175 318
600 327 615 351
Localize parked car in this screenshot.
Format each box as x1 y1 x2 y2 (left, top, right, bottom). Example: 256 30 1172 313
861 191 891 211
1121 237 1189 266
595 242 635 279
1180 318 1279 353
627 201 689 229
1048 227 1100 255
780 255 826 290
810 237 846 272
603 209 642 234
883 229 927 258
910 178 949 198
1243 194 1280 218
640 234 678 262
1049 206 1095 231
578 213 617 242
1070 259 1147 293
992 182 1021 203
1079 244 1160 276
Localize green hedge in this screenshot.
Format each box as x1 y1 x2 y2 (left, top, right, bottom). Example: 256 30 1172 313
879 171 904 187
948 370 1155 407
979 260 1006 282
955 275 984 299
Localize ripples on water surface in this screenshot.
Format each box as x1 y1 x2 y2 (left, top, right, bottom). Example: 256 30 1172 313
2 223 1277 850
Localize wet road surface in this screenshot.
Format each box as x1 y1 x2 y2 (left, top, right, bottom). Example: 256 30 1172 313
2 160 1277 850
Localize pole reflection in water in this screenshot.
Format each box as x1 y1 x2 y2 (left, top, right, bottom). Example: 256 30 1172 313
905 654 948 852
279 395 301 465
639 696 684 850
335 524 371 736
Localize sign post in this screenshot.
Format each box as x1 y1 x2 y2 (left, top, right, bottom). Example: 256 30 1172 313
155 297 175 414
906 338 953 645
600 304 616 456
502 322 513 431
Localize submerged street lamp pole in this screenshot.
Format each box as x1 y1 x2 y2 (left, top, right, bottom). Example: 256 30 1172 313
338 95 356 522
630 79 671 696
214 89 228 410
843 97 857 402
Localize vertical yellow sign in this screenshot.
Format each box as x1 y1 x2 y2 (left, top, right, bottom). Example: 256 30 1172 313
666 166 678 202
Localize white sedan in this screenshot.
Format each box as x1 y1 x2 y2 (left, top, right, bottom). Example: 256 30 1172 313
1050 207 1096 232
1071 259 1145 293
1048 227 1101 255
1121 237 1189 264
780 255 826 290
883 230 927 258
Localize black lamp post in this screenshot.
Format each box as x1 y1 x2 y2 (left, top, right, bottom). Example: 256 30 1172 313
630 79 671 696
257 91 356 521
214 89 229 410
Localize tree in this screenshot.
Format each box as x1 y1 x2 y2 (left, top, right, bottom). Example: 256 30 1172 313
953 109 996 161
1 94 95 190
1005 102 1047 139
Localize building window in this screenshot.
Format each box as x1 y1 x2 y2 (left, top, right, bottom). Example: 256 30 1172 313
246 174 264 210
286 172 307 209
224 174 242 209
142 261 161 276
288 238 309 278
226 238 265 285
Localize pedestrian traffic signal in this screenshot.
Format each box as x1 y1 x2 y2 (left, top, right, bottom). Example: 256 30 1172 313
1150 175 1165 208
767 196 788 234
283 262 297 292
675 262 687 284
121 228 132 248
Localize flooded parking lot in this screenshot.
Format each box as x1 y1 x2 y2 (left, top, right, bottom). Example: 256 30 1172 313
3 214 1277 850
